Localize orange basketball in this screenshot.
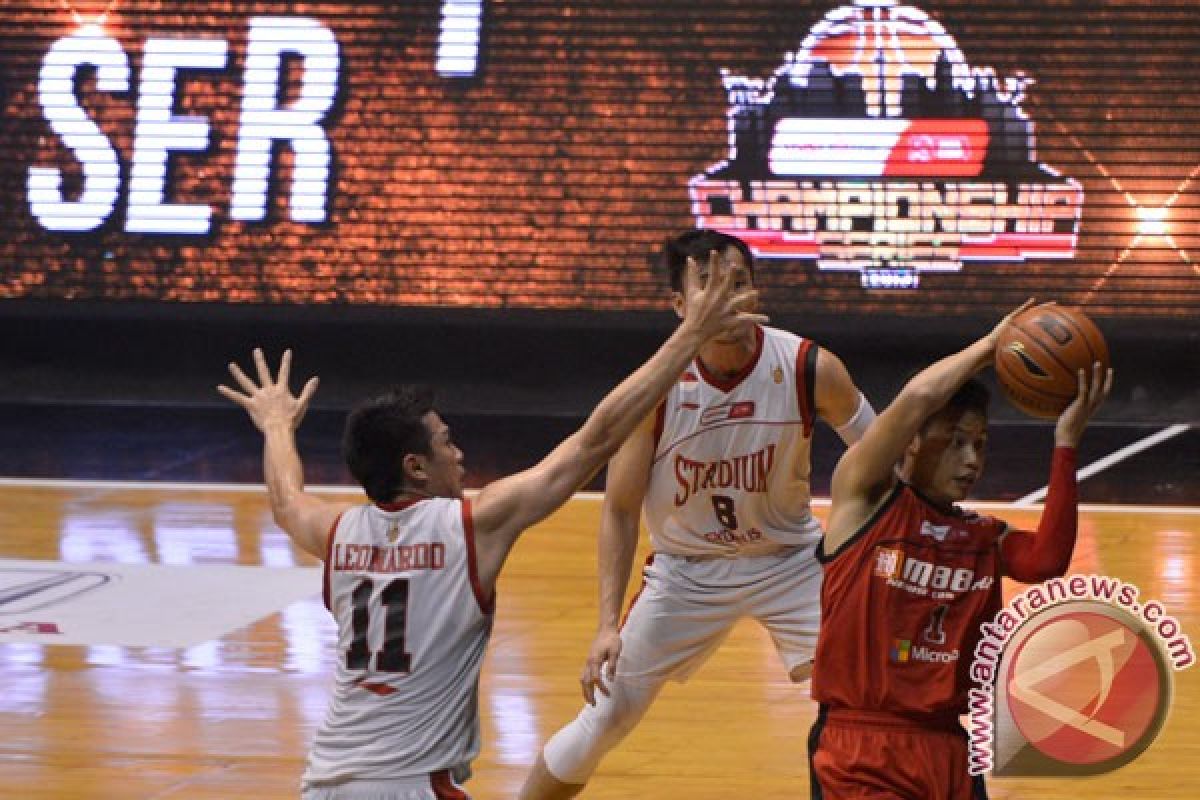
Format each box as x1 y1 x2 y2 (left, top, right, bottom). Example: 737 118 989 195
994 305 1110 419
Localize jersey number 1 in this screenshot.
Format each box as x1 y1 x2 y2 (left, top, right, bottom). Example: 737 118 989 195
347 578 413 673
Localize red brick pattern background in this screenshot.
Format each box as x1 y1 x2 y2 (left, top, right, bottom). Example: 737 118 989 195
0 0 1196 317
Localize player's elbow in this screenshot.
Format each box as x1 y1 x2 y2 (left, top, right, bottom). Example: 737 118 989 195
898 383 945 413
270 499 305 539
577 423 623 474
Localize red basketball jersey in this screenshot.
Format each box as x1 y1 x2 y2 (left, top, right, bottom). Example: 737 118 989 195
813 483 1007 716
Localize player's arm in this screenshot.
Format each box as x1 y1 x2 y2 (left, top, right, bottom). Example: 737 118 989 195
813 348 875 445
825 301 1036 551
999 362 1112 582
581 411 655 704
470 254 764 597
218 349 351 560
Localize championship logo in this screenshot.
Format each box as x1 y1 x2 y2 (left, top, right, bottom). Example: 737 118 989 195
690 0 1083 289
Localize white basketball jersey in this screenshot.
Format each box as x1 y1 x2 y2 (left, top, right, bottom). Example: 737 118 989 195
643 325 824 556
302 497 494 788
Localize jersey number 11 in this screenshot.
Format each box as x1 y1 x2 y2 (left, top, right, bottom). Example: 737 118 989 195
347 578 413 674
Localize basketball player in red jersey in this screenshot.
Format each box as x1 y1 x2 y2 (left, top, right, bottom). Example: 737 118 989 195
217 254 762 800
522 230 874 800
809 301 1112 799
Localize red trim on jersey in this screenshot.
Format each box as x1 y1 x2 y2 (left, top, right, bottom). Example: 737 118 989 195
619 553 656 630
696 324 764 392
375 497 427 512
430 769 469 800
356 680 398 696
795 338 817 438
651 400 667 453
321 510 345 611
462 499 495 615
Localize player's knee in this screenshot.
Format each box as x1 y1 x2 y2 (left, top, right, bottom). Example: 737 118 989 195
542 683 654 783
599 692 649 738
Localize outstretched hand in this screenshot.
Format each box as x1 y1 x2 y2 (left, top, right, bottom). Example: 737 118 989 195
681 249 769 341
1055 361 1113 447
217 349 319 434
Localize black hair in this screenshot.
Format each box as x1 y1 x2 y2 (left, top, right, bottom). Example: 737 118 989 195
660 229 754 292
924 378 990 430
342 385 436 504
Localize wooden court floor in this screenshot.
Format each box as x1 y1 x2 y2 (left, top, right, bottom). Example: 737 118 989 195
1 483 1198 799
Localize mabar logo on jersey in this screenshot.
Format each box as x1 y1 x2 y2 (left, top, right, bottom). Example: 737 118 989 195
689 0 1082 289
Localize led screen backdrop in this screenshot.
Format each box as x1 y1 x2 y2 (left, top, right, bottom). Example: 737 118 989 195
0 0 1196 316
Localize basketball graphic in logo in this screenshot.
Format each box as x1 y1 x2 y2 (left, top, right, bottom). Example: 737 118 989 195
690 0 1083 285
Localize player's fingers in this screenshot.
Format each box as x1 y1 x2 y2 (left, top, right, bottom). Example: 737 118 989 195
605 652 619 681
581 667 597 705
595 671 610 698
227 361 257 394
1087 362 1101 401
730 287 759 310
297 376 320 409
707 249 727 291
1090 363 1111 408
734 312 770 326
253 348 272 386
684 256 700 295
216 384 249 408
277 349 293 389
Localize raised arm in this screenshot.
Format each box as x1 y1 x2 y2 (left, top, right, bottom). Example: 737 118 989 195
825 301 1035 546
1000 362 1112 581
580 411 655 705
814 347 875 445
218 349 350 560
470 252 764 595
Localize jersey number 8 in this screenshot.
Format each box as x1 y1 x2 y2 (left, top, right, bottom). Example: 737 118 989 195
712 494 739 529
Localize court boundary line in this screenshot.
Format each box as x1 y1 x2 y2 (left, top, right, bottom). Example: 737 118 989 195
0 477 1197 514
1012 423 1191 507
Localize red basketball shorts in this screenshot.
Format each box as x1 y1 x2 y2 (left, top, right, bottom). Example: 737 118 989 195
808 707 987 800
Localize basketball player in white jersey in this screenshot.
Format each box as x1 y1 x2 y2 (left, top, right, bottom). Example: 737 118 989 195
217 254 762 800
520 230 876 799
